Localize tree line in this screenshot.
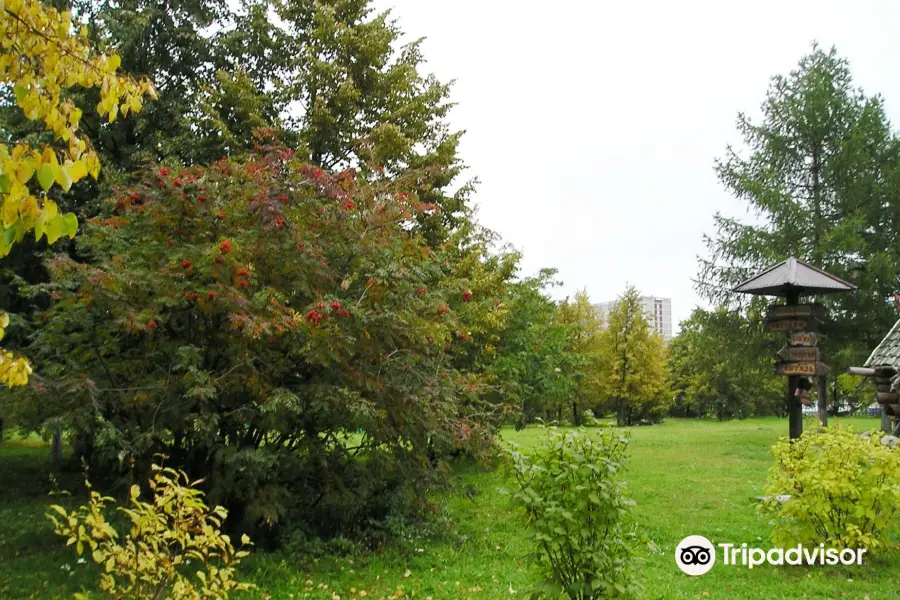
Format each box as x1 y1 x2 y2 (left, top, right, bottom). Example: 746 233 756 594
492 278 669 428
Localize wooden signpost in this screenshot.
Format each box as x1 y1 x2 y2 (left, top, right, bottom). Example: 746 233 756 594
788 332 817 347
764 318 820 333
776 346 819 362
766 304 827 320
763 303 829 437
775 361 829 376
734 258 855 439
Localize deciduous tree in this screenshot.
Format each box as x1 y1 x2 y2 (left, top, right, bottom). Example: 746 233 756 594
602 287 668 426
555 291 611 425
667 308 781 419
14 140 512 540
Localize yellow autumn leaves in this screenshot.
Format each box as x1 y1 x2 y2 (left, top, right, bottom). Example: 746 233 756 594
0 0 155 256
0 0 155 386
0 146 82 255
0 313 32 387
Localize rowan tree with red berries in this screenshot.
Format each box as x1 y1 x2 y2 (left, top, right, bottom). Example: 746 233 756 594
15 139 515 539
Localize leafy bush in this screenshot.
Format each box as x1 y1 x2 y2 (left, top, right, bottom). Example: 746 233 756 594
762 425 900 552
47 464 254 600
18 143 517 541
506 426 639 599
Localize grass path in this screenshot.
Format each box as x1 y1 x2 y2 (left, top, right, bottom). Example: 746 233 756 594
2 417 898 599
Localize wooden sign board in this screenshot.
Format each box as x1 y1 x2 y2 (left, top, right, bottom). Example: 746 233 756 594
764 318 818 333
776 346 819 362
766 304 827 320
775 361 829 376
787 332 817 347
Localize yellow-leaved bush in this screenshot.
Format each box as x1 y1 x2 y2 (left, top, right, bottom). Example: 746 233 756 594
47 464 254 600
0 0 156 387
761 425 900 552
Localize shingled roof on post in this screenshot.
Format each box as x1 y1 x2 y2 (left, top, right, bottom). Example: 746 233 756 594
859 319 900 437
866 319 900 369
732 257 857 297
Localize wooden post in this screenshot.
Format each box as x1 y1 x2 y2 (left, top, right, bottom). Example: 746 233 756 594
817 373 828 427
786 291 802 439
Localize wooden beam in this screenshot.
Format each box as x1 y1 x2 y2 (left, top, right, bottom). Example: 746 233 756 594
848 367 876 377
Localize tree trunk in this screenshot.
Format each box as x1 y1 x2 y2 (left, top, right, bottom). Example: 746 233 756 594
50 426 63 471
831 379 838 416
817 374 828 427
571 401 580 426
73 429 95 468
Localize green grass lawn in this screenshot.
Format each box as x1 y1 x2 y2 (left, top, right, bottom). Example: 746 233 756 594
2 417 898 599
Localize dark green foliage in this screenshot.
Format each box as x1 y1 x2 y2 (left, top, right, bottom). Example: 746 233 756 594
668 307 783 420
506 426 639 599
488 276 620 427
487 270 569 425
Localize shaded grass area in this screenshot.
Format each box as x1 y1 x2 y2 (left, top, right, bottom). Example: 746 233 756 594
2 417 898 599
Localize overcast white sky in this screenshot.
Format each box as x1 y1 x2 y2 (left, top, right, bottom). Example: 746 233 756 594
373 0 900 329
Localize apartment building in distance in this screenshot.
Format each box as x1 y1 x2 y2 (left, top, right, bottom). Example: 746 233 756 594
594 295 673 343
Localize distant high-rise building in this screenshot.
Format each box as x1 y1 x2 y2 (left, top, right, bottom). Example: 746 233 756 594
594 296 673 342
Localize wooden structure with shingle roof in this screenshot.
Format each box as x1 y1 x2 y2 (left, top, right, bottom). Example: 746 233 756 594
852 319 900 434
866 319 900 370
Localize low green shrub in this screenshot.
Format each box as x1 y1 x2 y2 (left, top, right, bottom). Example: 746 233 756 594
762 425 900 552
506 426 639 599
